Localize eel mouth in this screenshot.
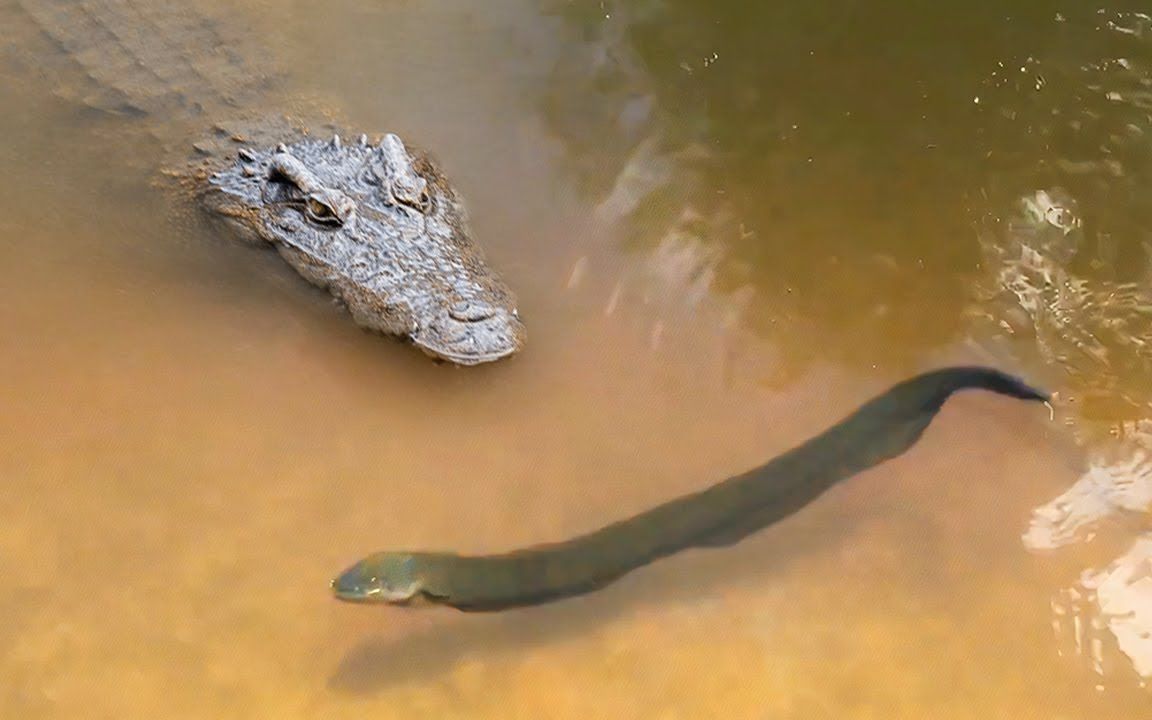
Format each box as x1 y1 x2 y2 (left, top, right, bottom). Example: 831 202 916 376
330 576 424 605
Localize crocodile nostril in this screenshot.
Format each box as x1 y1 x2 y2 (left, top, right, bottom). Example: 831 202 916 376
448 300 496 322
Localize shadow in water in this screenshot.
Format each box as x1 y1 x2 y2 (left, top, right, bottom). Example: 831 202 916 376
327 501 859 694
326 374 1059 694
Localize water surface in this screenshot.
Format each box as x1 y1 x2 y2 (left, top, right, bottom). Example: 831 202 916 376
1 0 1149 717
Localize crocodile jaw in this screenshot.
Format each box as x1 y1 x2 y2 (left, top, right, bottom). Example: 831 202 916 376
411 307 524 365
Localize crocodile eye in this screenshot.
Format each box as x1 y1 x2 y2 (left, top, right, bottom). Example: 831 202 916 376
308 198 330 217
306 197 341 225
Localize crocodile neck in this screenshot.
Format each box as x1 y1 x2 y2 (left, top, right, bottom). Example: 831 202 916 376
11 0 284 128
5 0 341 171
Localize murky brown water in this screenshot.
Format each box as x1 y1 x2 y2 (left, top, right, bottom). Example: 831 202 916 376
3 0 1151 717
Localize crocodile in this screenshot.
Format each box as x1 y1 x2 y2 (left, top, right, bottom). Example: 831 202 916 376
3 0 526 365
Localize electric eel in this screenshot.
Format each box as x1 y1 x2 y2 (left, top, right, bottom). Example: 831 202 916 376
332 367 1048 611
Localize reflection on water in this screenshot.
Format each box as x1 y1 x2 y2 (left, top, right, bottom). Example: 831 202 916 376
958 9 1152 680
1 0 1151 716
543 0 1152 684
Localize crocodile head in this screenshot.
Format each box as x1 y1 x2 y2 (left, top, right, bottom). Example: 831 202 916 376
203 132 525 365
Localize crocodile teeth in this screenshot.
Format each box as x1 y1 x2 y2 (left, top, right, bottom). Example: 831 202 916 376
358 134 368 146
237 147 256 161
276 143 288 153
331 134 341 149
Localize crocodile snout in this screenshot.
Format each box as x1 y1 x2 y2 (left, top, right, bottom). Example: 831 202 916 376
448 299 498 323
412 304 526 365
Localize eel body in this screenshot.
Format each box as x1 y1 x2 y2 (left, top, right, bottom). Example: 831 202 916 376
333 367 1048 611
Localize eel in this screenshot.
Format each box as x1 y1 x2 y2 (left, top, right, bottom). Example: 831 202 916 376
332 366 1048 611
